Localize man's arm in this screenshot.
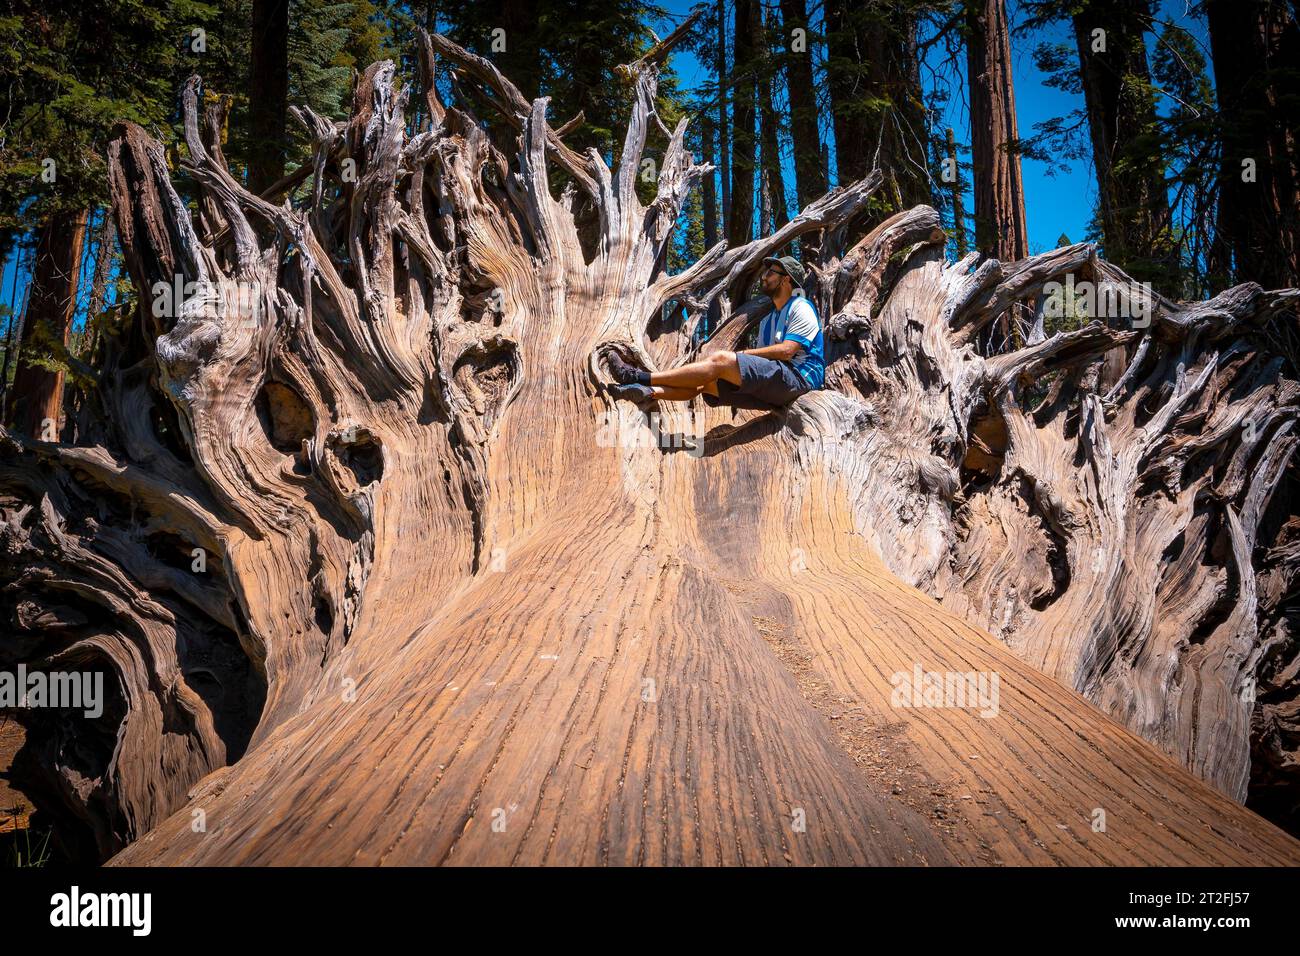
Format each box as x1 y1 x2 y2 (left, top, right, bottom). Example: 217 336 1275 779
742 340 801 361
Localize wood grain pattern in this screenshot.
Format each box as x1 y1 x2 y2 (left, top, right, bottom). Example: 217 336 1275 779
2 26 1298 864
108 392 1300 865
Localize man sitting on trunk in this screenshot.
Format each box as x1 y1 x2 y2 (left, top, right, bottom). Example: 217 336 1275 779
606 255 825 409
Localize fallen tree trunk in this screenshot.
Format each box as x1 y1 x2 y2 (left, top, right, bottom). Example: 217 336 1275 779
2 30 1299 864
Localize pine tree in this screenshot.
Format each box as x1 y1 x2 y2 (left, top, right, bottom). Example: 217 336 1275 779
290 1 355 120
778 0 826 212
0 0 249 431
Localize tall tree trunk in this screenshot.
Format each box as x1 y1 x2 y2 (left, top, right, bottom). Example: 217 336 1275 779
728 0 758 246
1071 0 1172 286
779 0 827 211
894 11 930 208
702 115 719 250
4 207 89 438
4 36 1300 866
966 0 1028 351
248 0 290 193
758 3 788 234
716 0 731 224
0 243 30 408
823 0 869 183
82 210 117 360
1206 0 1300 288
823 0 929 210
946 127 969 257
965 0 1028 263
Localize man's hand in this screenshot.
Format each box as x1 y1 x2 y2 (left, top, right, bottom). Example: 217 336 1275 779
743 340 802 362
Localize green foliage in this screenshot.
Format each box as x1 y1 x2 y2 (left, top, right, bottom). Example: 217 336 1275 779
1016 1 1216 296
1150 20 1218 295
0 0 250 252
0 1 403 248
433 0 673 162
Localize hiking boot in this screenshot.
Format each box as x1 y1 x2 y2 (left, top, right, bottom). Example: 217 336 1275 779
606 353 648 385
607 382 655 402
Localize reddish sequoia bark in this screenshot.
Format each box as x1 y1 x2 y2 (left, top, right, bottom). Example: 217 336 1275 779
965 0 1027 264
4 207 90 438
2 30 1300 864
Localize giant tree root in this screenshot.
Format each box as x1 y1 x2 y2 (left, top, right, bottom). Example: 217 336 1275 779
105 394 1300 864
3 27 1299 863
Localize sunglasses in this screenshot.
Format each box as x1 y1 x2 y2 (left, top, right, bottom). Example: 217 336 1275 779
762 266 788 278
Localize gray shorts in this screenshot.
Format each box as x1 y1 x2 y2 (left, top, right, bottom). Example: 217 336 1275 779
702 352 812 410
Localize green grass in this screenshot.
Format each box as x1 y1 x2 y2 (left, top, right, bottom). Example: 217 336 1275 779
3 802 53 867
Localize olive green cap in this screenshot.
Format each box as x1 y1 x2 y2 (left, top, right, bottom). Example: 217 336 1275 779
762 255 807 288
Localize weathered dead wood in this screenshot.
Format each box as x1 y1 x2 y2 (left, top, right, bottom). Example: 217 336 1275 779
2 32 1299 866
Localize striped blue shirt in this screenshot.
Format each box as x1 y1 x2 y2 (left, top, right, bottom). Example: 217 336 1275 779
757 292 824 389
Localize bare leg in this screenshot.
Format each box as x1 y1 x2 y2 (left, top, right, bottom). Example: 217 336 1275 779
649 351 742 389
648 384 706 402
